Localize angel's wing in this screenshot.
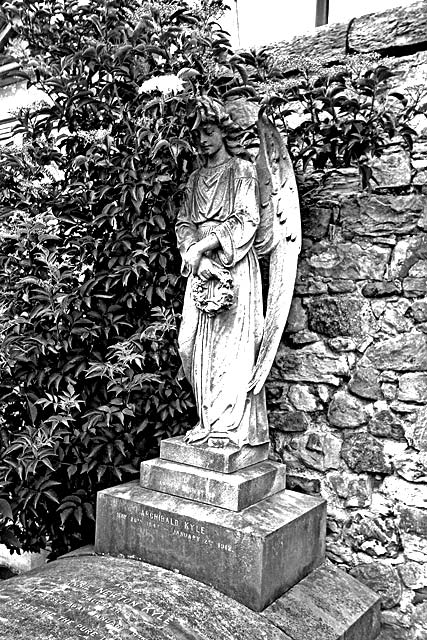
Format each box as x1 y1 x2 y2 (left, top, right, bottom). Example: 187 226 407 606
248 114 301 395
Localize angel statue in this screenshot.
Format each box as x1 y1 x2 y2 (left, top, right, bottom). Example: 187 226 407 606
176 98 301 449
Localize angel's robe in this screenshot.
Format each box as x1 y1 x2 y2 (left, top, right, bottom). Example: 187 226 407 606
176 156 269 448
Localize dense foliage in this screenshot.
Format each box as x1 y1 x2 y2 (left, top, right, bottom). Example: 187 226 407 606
0 0 418 556
245 49 419 190
0 0 252 556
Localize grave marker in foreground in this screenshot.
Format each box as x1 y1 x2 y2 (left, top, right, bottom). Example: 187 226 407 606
0 550 381 640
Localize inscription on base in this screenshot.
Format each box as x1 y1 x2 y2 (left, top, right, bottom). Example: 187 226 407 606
117 507 233 553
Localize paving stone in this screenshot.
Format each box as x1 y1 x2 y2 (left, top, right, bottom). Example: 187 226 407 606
139 458 286 511
95 482 326 612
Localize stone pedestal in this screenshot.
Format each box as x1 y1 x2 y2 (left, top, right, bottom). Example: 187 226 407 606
160 435 270 472
139 458 287 511
95 436 327 611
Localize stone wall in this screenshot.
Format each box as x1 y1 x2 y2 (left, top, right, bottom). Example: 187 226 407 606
267 3 427 639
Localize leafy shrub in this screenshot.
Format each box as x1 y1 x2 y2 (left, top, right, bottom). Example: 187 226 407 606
0 0 250 556
244 50 421 192
0 0 419 557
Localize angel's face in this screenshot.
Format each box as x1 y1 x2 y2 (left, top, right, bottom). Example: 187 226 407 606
197 123 225 158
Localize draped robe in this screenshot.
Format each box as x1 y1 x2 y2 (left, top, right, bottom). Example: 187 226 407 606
176 157 269 448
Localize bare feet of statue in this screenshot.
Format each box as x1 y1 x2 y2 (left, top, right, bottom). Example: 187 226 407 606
184 427 232 448
207 437 230 448
183 425 210 445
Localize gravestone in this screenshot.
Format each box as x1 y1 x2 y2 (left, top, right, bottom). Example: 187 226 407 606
0 549 381 640
95 436 326 611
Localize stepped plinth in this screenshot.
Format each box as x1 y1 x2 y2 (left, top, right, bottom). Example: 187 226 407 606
160 435 270 473
95 435 326 611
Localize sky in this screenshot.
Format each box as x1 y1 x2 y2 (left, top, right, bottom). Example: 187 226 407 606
221 0 417 48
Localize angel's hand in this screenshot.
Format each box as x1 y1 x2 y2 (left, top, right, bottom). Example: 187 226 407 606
197 256 222 281
184 245 203 275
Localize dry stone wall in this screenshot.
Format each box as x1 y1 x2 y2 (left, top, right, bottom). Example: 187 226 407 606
267 3 427 639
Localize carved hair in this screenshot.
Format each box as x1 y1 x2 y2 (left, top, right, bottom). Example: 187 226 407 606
189 96 236 134
189 96 254 158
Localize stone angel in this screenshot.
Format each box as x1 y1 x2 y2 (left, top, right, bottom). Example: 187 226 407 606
175 99 301 449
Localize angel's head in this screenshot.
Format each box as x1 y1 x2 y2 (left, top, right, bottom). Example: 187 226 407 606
188 97 242 160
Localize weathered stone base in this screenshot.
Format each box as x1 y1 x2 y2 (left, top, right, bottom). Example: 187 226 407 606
263 563 381 640
95 481 326 611
139 458 287 511
160 435 269 473
0 553 382 640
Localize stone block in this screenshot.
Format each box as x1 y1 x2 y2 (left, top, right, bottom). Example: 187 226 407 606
410 301 427 323
285 298 307 333
0 552 383 640
321 168 361 195
412 407 427 451
390 237 427 280
0 554 291 640
139 458 286 511
328 390 370 429
308 296 370 338
95 482 326 612
267 22 348 67
327 280 357 294
262 563 381 640
368 409 405 440
272 342 349 386
362 280 402 298
306 241 390 282
301 206 332 240
159 436 269 473
403 276 427 297
297 432 342 472
0 544 48 574
269 410 309 433
394 452 427 482
329 473 372 508
341 433 392 474
288 385 319 411
398 560 427 590
398 373 427 403
349 563 402 609
398 505 427 538
285 474 321 495
349 1 427 53
341 194 419 239
401 532 427 562
381 476 426 509
349 367 381 400
364 333 427 372
371 146 411 188
343 513 401 561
